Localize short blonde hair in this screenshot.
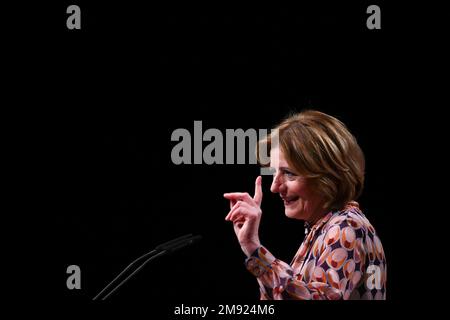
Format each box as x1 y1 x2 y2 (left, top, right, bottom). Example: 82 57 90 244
258 110 365 211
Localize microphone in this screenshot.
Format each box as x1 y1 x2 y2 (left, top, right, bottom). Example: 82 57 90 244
161 234 202 253
155 233 195 252
93 234 202 300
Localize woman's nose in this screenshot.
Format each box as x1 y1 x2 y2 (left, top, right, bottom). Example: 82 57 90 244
270 173 282 193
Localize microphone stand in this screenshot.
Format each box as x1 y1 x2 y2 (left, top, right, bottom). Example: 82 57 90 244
100 250 167 300
93 234 201 300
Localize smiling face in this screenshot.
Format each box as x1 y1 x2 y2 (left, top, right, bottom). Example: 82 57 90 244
269 147 327 223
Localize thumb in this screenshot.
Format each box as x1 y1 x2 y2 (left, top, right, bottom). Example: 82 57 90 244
253 176 263 206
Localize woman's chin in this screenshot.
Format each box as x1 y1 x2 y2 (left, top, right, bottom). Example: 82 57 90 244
284 208 303 219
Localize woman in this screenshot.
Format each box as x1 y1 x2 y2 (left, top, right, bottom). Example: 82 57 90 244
224 110 387 300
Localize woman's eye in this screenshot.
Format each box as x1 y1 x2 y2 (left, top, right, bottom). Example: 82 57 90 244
283 170 296 178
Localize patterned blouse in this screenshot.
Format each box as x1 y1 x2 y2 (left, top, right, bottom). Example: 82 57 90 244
244 202 387 300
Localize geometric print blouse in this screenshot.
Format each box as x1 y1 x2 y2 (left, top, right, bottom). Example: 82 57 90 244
245 202 387 300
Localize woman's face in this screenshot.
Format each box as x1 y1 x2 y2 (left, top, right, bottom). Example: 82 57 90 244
269 147 326 223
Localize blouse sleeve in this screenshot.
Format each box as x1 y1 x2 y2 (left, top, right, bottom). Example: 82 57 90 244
245 221 366 300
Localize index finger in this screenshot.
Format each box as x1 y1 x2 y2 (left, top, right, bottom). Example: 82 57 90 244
223 192 253 204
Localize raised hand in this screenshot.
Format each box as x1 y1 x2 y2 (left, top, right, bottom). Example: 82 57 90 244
224 176 263 257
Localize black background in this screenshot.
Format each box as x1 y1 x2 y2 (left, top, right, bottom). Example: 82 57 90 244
12 0 414 316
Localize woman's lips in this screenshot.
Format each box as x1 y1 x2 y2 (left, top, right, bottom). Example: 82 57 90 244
282 196 300 206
